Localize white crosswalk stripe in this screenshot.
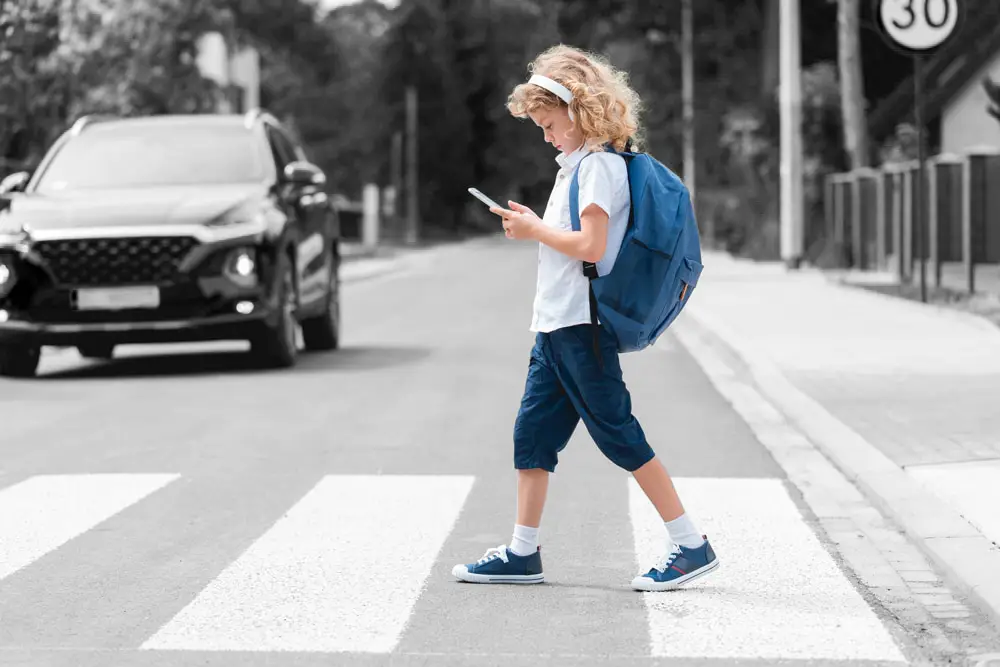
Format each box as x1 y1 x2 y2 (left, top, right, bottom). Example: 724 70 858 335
0 473 179 582
141 474 475 653
629 477 905 662
0 471 909 661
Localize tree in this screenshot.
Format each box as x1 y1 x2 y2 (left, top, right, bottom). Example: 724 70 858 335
62 0 222 117
836 0 869 168
0 0 62 173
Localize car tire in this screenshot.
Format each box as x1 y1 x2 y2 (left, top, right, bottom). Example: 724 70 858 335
301 254 340 352
78 343 114 359
0 343 41 378
250 257 298 368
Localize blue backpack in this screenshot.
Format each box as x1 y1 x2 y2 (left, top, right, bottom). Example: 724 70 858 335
569 144 703 354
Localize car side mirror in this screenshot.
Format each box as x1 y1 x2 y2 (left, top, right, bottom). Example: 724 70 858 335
0 171 30 197
282 162 326 187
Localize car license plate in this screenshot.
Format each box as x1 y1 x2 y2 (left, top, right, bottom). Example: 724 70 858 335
76 286 160 310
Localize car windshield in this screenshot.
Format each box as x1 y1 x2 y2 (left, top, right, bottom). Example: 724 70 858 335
33 122 266 193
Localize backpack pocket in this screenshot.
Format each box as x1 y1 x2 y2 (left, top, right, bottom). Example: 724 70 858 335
651 256 704 339
602 238 673 323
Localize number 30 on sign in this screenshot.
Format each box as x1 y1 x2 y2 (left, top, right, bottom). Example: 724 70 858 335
875 0 962 52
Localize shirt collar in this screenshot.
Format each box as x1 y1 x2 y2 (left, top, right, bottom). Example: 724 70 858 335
555 144 588 171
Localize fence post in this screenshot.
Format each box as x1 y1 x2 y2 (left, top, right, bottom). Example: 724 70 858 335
854 168 880 270
888 167 905 281
902 160 922 283
824 174 835 255
833 173 852 267
928 154 963 288
362 183 380 251
962 147 1000 294
876 169 890 270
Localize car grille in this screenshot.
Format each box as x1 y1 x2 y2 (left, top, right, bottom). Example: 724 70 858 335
33 236 200 286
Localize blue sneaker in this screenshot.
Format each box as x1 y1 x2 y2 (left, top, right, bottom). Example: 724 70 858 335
452 544 544 584
631 537 719 591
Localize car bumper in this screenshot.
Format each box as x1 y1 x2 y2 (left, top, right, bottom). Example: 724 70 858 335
0 311 270 347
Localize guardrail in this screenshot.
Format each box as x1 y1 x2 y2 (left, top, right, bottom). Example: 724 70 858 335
825 146 1000 293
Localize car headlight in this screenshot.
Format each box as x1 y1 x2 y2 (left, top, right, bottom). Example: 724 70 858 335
222 247 257 287
0 258 16 299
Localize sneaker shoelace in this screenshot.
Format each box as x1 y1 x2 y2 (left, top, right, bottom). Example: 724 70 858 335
476 545 510 565
653 544 684 573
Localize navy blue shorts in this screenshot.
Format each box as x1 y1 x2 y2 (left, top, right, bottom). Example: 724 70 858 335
513 323 656 473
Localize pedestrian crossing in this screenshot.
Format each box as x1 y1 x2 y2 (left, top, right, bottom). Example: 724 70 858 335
0 471 906 662
0 473 179 581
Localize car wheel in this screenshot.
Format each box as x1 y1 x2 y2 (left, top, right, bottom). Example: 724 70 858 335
0 343 41 378
301 255 340 352
251 257 298 368
78 343 114 360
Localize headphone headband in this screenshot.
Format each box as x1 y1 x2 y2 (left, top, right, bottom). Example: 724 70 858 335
528 74 575 120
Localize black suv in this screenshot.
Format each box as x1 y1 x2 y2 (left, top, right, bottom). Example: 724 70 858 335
0 111 341 377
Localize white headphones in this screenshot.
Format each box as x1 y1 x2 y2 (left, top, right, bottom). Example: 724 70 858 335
529 74 574 121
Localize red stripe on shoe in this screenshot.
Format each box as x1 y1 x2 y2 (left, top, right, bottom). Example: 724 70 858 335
670 565 687 575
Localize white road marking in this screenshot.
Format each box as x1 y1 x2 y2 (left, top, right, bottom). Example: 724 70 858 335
629 477 905 662
0 474 179 581
142 474 475 653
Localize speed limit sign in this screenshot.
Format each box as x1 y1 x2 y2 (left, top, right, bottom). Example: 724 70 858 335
874 0 964 54
872 0 965 304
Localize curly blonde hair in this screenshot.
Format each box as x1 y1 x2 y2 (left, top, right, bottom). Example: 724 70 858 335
506 44 643 152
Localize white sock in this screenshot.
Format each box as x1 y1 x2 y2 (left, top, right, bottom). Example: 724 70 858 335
664 513 704 549
510 524 539 556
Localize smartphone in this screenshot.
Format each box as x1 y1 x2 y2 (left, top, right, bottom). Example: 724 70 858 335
468 187 503 211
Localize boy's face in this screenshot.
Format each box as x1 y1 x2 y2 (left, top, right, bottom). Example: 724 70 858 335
529 106 582 154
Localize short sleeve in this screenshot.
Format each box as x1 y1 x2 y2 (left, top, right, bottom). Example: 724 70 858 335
576 152 627 219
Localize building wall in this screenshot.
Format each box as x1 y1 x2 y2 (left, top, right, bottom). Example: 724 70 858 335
941 48 1000 154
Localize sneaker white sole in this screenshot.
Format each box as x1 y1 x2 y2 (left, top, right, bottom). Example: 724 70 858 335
630 558 720 592
451 565 544 584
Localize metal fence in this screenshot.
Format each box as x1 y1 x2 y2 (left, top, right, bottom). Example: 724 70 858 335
825 147 1000 293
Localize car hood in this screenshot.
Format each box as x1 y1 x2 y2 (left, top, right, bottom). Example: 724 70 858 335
0 184 268 235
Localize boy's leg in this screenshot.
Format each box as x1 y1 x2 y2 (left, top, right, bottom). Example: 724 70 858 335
549 325 719 590
632 457 683 522
511 468 548 558
516 468 550 528
452 333 578 585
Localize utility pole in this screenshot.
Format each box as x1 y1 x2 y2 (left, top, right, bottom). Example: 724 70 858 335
682 0 696 205
405 86 419 246
390 130 403 239
779 0 805 268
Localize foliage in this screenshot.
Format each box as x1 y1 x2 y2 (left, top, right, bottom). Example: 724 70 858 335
2 0 867 250
0 0 334 177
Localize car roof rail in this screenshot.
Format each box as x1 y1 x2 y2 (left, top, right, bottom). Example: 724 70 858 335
243 107 280 129
70 114 118 135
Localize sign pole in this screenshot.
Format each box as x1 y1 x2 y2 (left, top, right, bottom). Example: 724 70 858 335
914 53 927 303
873 0 963 303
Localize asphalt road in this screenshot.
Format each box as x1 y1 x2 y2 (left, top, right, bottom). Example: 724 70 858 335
0 236 993 666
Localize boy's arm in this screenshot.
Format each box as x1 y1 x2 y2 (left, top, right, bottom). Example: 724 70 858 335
533 203 609 263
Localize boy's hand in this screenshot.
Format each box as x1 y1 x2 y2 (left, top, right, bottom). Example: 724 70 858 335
490 200 541 240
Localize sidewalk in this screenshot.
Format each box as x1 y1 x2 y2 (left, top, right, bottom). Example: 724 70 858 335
680 250 1000 629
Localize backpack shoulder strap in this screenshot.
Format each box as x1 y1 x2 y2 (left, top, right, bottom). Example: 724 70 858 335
569 153 600 280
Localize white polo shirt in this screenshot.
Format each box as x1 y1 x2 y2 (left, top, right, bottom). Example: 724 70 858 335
530 145 631 333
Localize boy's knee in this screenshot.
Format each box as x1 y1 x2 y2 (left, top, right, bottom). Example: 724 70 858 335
595 439 655 472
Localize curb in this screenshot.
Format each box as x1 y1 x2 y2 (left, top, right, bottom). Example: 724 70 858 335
683 302 1000 632
339 235 498 285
